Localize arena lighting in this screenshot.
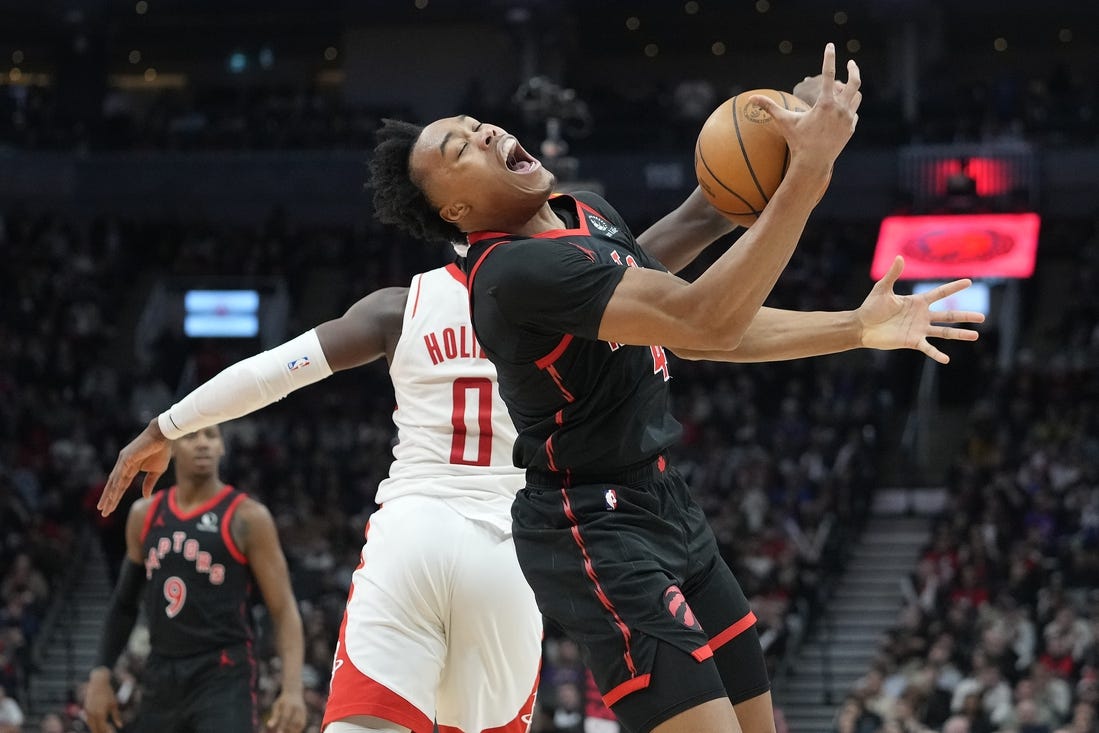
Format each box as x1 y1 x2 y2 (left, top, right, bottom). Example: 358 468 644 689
228 51 247 73
929 157 1014 198
870 213 1040 281
184 290 260 338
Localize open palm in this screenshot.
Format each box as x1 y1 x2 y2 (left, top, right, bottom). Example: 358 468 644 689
857 255 985 364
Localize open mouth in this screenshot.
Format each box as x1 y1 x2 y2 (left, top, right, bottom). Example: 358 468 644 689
502 137 540 174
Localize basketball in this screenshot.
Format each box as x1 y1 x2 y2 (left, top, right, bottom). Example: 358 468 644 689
694 89 809 227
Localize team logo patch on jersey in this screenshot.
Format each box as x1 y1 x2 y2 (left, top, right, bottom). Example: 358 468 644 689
196 512 219 532
663 585 702 631
604 488 618 511
586 214 618 237
287 355 311 371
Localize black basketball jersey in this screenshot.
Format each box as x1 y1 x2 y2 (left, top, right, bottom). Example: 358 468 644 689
140 485 254 657
465 191 682 475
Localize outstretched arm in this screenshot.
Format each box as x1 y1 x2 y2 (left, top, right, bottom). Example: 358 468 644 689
97 287 408 516
234 500 306 733
671 256 984 364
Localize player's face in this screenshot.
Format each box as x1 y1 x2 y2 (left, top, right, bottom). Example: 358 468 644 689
173 425 225 479
411 115 555 234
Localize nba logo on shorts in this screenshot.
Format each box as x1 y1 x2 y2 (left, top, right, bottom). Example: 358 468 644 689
604 489 617 511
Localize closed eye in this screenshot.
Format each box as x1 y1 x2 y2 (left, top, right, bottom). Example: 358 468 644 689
458 122 484 159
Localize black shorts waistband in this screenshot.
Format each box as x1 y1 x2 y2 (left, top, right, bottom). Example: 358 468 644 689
526 454 669 490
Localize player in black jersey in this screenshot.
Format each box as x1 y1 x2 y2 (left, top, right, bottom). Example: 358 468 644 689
84 425 306 733
369 45 983 733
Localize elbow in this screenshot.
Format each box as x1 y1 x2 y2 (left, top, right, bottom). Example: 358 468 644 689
720 323 748 351
659 285 750 351
675 313 745 352
271 600 303 628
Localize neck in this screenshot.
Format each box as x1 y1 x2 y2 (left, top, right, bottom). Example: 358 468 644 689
504 200 566 238
175 476 224 506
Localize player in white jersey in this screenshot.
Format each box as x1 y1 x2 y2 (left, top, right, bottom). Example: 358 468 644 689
97 262 541 733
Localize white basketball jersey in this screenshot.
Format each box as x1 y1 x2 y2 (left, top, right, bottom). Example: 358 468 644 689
375 264 524 533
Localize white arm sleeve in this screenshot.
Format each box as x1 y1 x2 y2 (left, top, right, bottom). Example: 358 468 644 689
157 329 333 440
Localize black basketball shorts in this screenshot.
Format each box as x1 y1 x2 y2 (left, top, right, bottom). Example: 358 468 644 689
135 643 257 733
514 457 770 732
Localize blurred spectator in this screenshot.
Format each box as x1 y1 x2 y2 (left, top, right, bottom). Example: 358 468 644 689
0 686 24 732
833 695 883 733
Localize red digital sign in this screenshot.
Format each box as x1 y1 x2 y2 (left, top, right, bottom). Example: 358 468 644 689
926 157 1015 197
871 213 1040 280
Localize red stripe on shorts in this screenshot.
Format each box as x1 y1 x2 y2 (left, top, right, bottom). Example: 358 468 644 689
560 489 639 681
709 610 758 651
603 673 652 708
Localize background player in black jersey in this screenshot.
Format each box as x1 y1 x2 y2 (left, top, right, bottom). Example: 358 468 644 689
367 45 984 733
84 424 306 733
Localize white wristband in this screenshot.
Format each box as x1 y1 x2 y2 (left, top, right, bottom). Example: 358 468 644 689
157 329 333 440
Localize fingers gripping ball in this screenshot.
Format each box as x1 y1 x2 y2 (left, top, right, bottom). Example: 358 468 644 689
694 89 807 227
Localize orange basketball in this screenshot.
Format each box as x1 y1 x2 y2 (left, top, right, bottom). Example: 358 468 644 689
694 89 808 227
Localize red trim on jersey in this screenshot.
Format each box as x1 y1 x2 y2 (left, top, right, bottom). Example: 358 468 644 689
576 200 610 227
709 611 758 651
467 194 592 244
603 674 652 708
167 484 233 521
410 273 424 318
467 230 514 245
554 409 564 426
466 241 508 295
444 261 467 285
545 438 558 472
220 493 249 565
560 489 638 680
544 364 575 402
571 243 596 262
139 492 166 544
535 334 574 369
691 643 715 662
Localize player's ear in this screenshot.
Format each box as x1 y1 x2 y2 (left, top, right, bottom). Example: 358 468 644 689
439 201 469 226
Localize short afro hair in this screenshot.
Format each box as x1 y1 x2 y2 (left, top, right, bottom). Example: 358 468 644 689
368 118 465 244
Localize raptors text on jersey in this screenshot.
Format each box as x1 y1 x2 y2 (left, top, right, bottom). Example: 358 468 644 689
139 486 254 657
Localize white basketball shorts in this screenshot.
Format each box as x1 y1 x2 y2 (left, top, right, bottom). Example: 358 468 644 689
323 495 542 733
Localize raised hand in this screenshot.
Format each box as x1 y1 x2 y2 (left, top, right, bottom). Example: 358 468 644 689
749 43 862 173
97 421 172 516
857 255 985 364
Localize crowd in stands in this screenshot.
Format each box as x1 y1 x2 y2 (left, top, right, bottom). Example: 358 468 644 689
1 54 1097 156
0 207 135 733
834 217 1099 733
0 85 396 153
0 202 895 731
